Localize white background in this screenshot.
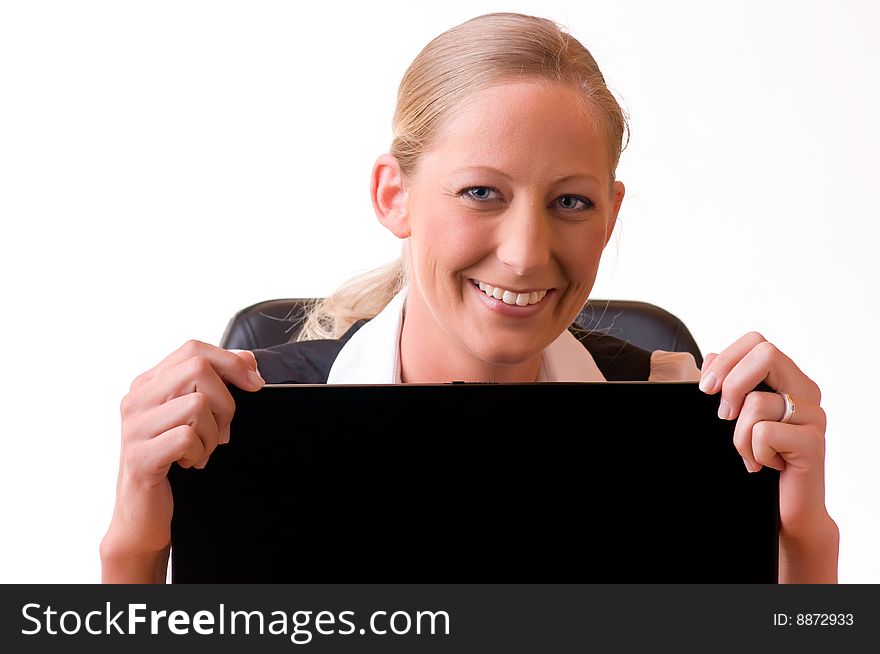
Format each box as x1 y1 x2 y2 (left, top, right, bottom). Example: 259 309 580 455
1 0 877 582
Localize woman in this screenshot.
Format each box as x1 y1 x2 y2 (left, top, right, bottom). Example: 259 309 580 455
101 12 839 583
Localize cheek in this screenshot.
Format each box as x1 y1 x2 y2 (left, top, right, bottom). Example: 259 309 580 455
555 228 609 320
560 228 607 281
411 210 490 276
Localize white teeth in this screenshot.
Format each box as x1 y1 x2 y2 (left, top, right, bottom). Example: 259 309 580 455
474 281 549 306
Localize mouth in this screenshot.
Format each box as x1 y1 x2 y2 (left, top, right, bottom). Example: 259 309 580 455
470 279 552 307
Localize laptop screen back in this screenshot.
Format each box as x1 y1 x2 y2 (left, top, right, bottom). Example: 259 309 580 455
168 382 779 582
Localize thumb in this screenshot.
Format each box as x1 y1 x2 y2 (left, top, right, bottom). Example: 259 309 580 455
229 349 259 373
701 352 718 375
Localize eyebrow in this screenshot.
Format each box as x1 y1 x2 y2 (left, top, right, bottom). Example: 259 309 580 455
450 165 602 185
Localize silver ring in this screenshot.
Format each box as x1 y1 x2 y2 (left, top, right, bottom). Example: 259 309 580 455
780 393 796 424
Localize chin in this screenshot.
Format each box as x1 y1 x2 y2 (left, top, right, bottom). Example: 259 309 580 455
466 337 545 368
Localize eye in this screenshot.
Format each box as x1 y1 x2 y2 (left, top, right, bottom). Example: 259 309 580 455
556 195 594 211
460 186 502 201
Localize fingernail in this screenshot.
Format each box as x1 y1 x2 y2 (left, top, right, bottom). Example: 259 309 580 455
222 424 231 444
717 398 730 420
699 372 717 394
742 456 756 473
247 370 265 388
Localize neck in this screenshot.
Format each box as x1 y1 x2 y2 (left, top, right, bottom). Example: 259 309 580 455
398 295 543 383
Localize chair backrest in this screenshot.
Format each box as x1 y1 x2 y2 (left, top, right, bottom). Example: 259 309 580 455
220 298 703 367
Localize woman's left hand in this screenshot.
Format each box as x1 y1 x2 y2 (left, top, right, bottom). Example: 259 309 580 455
698 331 838 581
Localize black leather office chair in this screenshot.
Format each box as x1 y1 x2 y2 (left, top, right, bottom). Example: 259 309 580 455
220 298 703 367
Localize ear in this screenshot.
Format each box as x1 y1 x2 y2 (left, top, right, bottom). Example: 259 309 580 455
371 154 410 239
603 180 625 247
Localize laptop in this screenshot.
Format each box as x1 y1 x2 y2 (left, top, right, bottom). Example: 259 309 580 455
168 382 779 583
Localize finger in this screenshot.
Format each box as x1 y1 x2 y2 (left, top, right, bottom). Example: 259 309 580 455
125 392 221 469
122 356 237 439
733 391 826 472
699 332 766 394
733 392 781 472
700 332 819 415
717 342 820 421
137 425 207 479
700 352 718 376
131 340 264 392
218 422 231 446
752 421 825 472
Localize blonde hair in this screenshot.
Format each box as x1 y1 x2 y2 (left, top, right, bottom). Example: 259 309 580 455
297 12 628 342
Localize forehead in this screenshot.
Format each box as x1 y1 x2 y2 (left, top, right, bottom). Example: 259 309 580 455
421 81 610 182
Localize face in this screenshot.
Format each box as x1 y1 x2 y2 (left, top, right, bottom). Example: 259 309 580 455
382 81 625 378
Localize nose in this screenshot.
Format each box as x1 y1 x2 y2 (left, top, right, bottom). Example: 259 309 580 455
495 200 552 276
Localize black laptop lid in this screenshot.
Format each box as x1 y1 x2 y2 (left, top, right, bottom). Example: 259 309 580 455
168 382 779 583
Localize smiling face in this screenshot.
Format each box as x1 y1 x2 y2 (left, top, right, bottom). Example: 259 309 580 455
377 80 625 382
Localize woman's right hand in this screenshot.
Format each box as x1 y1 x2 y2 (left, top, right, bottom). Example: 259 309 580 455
100 340 265 582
